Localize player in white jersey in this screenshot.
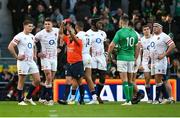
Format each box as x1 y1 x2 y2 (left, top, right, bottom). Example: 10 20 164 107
8 20 40 105
149 23 176 104
86 20 107 103
75 21 99 104
141 25 153 103
35 18 59 105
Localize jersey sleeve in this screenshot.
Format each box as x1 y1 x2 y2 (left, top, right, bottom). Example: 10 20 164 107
55 28 59 37
103 31 107 41
134 30 140 44
112 31 120 44
12 34 21 45
163 33 174 46
34 32 41 42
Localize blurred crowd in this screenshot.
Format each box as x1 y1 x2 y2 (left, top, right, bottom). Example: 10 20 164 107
6 0 180 79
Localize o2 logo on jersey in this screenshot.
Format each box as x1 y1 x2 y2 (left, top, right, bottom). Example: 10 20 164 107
147 45 150 50
49 40 55 45
150 42 155 49
27 43 32 49
96 38 101 43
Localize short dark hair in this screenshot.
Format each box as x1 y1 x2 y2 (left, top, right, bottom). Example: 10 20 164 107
44 17 52 22
91 17 100 26
142 24 150 29
23 20 33 26
120 15 129 23
76 21 84 29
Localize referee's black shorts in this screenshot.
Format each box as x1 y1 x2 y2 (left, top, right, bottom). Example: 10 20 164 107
65 61 84 79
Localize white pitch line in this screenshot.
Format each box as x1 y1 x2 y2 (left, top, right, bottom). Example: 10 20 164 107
49 109 58 117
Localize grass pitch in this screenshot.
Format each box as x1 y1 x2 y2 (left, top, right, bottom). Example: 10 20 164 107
0 101 180 117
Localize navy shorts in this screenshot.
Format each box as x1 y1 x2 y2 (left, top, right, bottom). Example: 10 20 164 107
65 61 84 79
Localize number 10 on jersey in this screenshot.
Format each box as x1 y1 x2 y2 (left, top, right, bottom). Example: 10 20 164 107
126 37 135 47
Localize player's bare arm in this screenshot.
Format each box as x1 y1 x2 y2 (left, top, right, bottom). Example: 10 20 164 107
34 38 46 59
135 42 141 60
134 42 141 67
90 47 92 56
8 41 25 60
108 42 115 54
59 22 65 39
158 42 176 60
107 41 116 61
37 51 46 59
33 44 38 61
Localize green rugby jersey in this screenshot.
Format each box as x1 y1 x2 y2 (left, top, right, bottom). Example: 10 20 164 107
112 27 138 61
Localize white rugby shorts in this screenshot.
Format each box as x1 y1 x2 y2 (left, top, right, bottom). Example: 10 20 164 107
151 58 167 75
142 57 150 72
41 58 57 71
117 60 134 73
91 55 107 71
83 54 92 69
17 60 39 75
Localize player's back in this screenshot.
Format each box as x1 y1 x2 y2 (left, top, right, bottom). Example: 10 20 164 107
113 27 138 61
76 31 91 54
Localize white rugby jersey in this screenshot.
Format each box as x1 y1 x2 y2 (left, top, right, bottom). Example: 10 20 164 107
76 31 91 54
86 29 106 56
149 32 174 60
35 28 59 59
141 35 152 60
12 32 35 61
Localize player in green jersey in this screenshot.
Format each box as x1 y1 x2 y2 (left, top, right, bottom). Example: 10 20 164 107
107 15 139 105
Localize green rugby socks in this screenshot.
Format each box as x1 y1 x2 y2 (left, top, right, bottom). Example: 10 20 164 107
123 82 130 102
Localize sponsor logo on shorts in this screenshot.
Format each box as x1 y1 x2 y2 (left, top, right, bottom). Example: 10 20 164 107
162 69 165 73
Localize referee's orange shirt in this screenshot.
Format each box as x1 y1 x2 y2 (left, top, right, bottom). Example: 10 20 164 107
63 35 83 64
